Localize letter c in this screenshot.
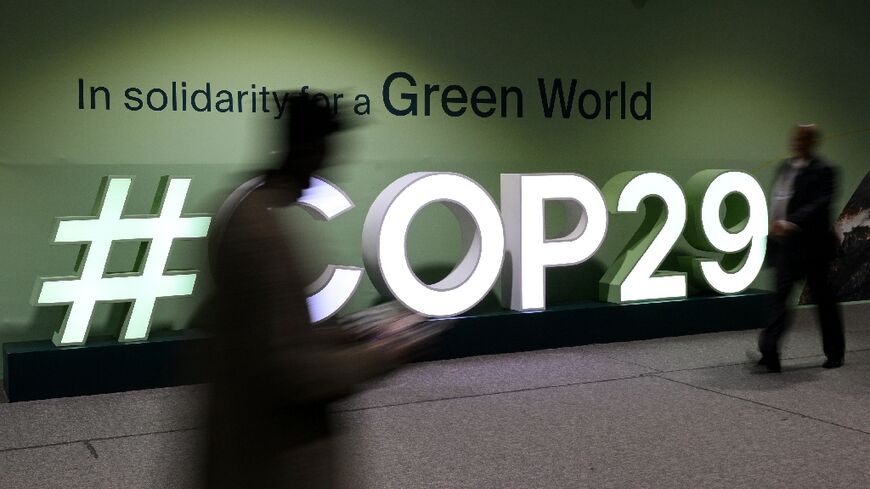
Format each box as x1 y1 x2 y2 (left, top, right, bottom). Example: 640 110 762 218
298 177 364 323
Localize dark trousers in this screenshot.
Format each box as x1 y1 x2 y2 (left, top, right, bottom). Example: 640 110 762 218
759 241 845 361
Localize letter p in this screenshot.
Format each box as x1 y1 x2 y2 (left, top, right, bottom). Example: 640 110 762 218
501 174 608 311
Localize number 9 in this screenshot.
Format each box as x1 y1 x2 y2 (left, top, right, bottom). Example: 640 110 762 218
683 170 768 294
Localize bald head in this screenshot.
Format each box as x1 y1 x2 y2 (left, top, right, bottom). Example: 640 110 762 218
791 124 820 159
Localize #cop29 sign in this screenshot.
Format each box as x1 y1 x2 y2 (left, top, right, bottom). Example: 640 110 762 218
308 170 767 322
34 169 767 346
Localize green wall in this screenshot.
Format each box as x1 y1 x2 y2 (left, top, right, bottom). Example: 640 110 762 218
2 1 869 375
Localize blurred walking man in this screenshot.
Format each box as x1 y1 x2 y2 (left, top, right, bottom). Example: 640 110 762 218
204 93 420 488
758 124 845 372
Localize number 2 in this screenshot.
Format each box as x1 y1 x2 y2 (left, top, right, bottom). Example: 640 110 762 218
599 172 687 303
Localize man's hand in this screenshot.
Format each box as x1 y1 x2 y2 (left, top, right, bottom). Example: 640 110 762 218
770 220 798 238
365 312 432 363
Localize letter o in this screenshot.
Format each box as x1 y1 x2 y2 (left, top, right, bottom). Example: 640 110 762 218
147 88 168 111
362 172 505 317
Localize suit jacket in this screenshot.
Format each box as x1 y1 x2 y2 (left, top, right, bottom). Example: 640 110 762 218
770 156 838 260
204 178 396 489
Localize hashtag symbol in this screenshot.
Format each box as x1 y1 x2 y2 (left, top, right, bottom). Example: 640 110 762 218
34 177 211 346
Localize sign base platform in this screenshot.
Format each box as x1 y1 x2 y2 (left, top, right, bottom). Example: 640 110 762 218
3 329 210 402
420 289 772 361
3 290 772 401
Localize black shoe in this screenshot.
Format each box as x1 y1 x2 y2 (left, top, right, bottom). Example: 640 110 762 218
822 358 844 369
757 355 781 373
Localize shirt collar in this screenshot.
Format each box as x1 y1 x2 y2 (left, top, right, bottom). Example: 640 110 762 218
790 157 810 169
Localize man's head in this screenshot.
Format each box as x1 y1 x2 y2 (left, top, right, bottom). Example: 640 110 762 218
791 124 820 159
276 91 342 182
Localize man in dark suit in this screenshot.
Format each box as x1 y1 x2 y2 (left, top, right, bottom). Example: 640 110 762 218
758 124 845 372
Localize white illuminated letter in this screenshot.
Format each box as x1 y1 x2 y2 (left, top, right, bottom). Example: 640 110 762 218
362 172 504 317
501 174 608 311
297 177 363 323
683 170 767 294
599 172 687 303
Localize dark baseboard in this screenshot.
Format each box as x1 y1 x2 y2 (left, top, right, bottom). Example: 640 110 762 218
419 290 772 361
3 329 210 402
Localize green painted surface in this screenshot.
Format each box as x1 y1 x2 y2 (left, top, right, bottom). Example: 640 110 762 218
2 1 870 376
